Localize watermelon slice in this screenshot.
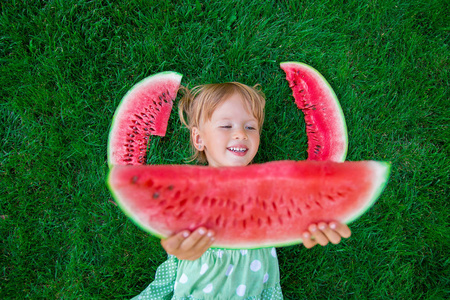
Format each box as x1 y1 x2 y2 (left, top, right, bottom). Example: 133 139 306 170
108 71 182 167
281 62 348 162
107 160 390 249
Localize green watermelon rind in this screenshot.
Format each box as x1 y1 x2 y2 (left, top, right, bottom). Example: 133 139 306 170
340 161 391 224
106 169 167 240
107 71 183 168
280 61 348 162
107 161 391 249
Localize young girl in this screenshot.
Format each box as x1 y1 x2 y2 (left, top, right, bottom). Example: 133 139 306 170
132 82 351 299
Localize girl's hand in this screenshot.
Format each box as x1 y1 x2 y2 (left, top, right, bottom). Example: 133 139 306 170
302 222 351 249
161 227 215 261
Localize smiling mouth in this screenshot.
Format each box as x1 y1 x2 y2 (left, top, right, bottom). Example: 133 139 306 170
227 147 248 154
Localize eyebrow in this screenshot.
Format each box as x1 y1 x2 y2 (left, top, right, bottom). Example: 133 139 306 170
214 118 257 123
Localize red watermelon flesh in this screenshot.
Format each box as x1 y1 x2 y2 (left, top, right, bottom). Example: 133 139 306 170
108 72 182 167
281 62 348 162
108 160 390 249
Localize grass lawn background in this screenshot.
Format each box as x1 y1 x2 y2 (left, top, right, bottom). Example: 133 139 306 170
1 0 448 298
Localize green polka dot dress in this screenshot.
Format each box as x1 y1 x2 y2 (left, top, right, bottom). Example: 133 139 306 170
132 248 283 299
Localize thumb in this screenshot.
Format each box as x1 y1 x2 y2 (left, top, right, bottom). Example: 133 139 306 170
161 231 190 252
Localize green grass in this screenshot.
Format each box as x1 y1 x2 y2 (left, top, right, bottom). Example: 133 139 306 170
1 0 448 298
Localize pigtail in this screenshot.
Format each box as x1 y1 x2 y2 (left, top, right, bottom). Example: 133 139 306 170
177 85 208 164
178 85 192 130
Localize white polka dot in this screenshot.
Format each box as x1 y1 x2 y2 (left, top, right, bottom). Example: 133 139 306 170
200 263 209 275
271 247 277 257
225 264 234 276
263 272 269 283
236 284 246 296
179 273 188 284
203 283 213 293
250 259 262 272
240 250 248 255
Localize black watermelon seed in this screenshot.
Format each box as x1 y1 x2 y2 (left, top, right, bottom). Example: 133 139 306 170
153 192 160 199
131 176 138 184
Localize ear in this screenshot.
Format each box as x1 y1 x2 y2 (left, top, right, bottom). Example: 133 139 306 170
191 127 204 151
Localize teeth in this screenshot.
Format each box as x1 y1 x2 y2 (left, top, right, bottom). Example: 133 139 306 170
229 147 247 152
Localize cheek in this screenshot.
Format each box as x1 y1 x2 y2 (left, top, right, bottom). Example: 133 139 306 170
205 131 228 148
251 133 260 145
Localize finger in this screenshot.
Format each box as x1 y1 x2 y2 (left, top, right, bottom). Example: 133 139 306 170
179 229 214 261
318 222 341 244
161 230 190 253
179 227 209 251
330 222 351 239
192 229 215 252
309 224 328 246
302 232 317 249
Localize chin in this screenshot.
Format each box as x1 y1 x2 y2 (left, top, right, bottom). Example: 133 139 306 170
227 160 251 167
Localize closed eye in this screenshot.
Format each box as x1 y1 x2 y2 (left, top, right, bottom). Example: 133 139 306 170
246 126 257 130
220 125 232 128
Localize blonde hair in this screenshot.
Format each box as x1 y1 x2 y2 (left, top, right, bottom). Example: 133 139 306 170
178 82 266 164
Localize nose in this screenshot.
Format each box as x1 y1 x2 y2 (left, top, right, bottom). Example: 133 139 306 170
233 127 248 140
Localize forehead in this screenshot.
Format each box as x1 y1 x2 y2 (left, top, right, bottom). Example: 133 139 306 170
210 93 255 119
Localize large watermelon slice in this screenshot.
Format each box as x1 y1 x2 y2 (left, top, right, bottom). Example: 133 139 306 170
107 160 390 249
281 62 348 162
108 71 182 167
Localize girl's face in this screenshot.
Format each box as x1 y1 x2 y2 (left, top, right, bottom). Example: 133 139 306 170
192 93 260 167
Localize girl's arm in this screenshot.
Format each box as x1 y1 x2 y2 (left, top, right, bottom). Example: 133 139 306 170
161 227 215 260
301 222 351 249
